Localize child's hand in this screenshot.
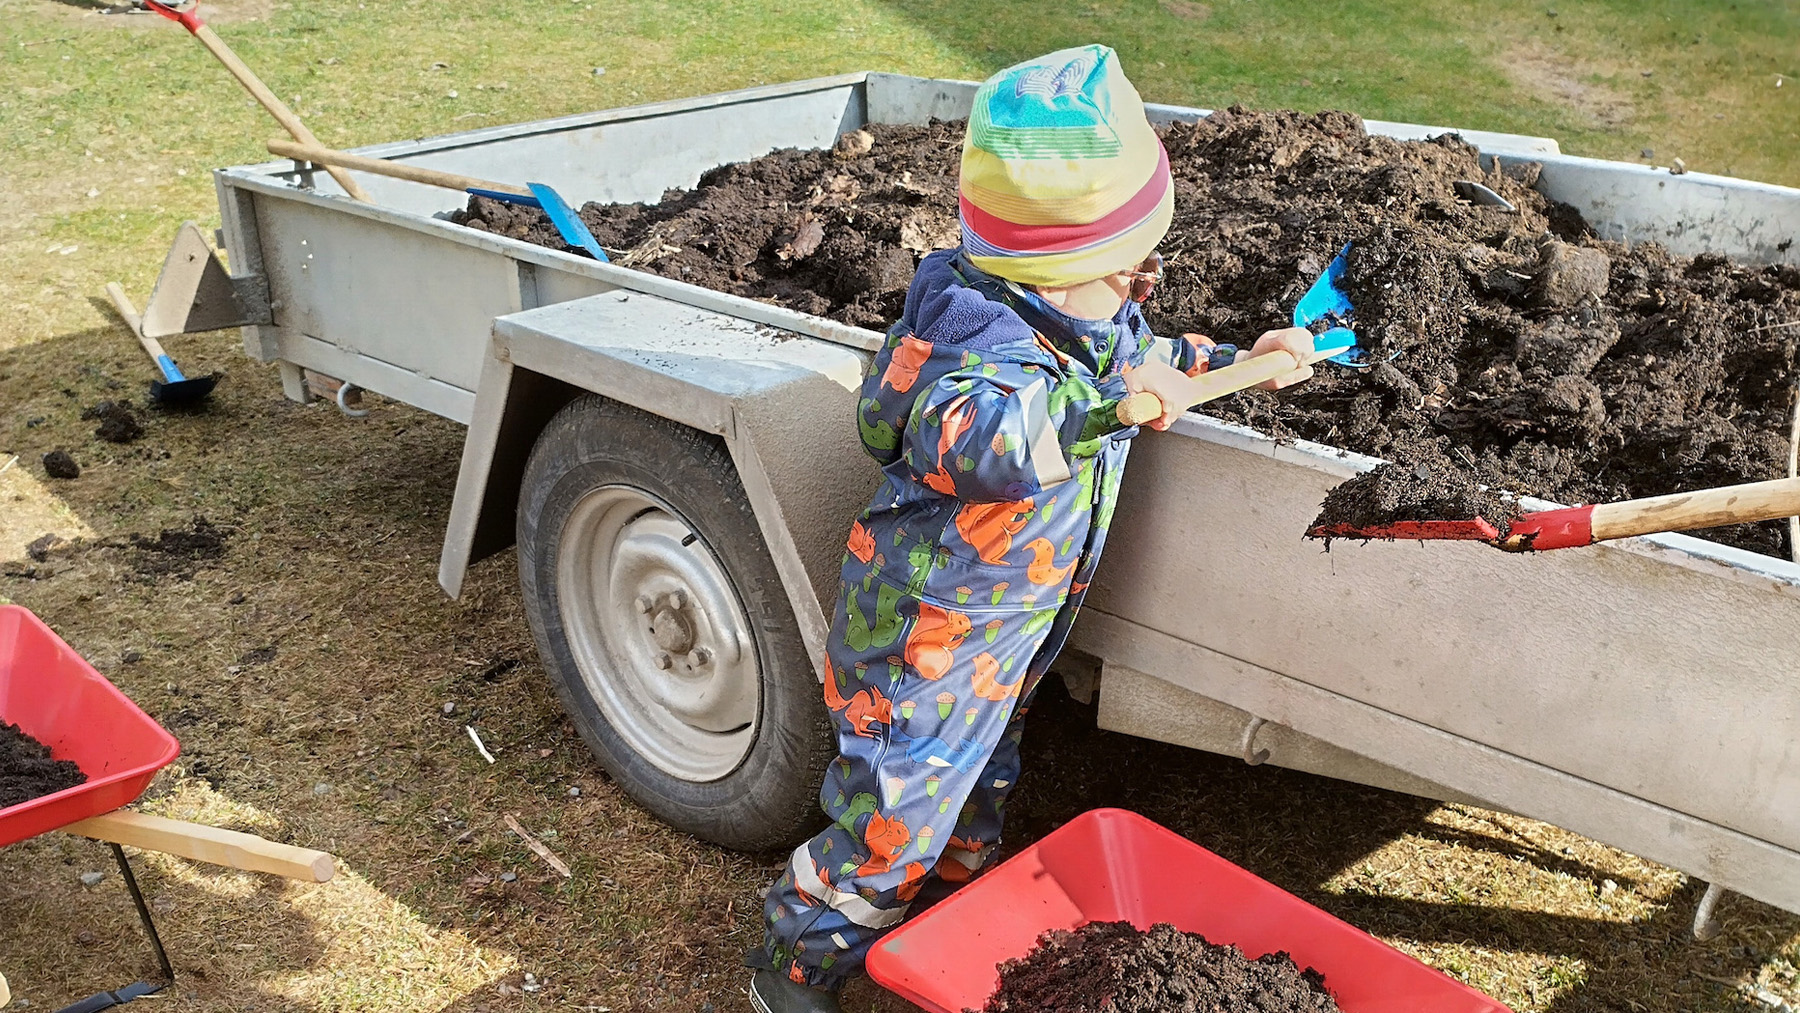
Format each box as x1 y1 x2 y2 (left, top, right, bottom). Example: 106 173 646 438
1123 360 1192 431
1236 327 1317 390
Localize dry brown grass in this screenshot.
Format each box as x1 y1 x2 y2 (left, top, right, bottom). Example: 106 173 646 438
2 1 1798 1009
4 340 1796 1012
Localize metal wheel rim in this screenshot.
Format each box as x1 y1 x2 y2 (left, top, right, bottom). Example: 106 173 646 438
556 485 760 781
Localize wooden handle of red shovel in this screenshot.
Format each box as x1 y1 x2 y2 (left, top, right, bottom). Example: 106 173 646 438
64 809 336 883
1117 348 1313 426
147 2 372 203
1501 475 1800 550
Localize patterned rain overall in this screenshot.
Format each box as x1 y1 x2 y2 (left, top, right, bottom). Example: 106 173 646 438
755 248 1224 988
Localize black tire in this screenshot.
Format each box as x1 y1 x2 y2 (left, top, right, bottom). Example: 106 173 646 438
516 395 832 852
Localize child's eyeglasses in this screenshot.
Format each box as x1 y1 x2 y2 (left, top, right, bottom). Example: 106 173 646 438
1125 252 1164 303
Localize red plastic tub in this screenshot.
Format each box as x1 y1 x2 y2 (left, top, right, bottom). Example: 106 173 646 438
867 808 1512 1013
0 605 179 847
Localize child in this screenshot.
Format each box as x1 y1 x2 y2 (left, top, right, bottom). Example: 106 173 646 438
748 44 1314 1013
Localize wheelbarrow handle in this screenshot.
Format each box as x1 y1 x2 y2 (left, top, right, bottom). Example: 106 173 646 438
145 1 372 202
63 809 336 883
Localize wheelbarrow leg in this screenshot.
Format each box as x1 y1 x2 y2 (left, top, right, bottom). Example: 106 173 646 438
54 844 172 1013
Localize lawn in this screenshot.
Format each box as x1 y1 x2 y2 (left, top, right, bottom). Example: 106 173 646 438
1 0 1798 1010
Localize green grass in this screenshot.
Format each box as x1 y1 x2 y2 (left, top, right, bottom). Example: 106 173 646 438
2 0 1795 352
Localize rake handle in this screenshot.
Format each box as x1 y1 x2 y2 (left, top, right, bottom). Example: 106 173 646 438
266 138 530 198
64 809 335 883
147 2 372 202
1117 348 1311 427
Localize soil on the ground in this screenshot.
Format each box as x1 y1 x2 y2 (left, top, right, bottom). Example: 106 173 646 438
83 400 143 444
0 720 86 810
976 920 1342 1013
458 111 1800 558
129 517 228 579
1310 461 1523 537
41 449 79 479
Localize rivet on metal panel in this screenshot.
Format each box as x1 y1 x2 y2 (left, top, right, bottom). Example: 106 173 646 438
1692 881 1726 941
336 382 371 419
1240 716 1270 766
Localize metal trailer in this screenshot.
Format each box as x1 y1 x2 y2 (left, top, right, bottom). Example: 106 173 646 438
184 71 1800 928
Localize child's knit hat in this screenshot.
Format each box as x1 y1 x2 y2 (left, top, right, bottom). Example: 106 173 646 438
959 44 1173 288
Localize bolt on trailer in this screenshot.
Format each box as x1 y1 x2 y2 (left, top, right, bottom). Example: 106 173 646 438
166 71 1800 931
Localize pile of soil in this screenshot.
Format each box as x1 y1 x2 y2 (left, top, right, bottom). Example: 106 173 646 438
454 124 963 330
976 920 1341 1013
0 720 86 810
83 399 144 444
41 449 79 479
460 111 1800 557
1310 462 1522 537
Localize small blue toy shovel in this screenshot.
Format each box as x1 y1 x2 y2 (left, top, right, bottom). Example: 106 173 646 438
1293 244 1376 367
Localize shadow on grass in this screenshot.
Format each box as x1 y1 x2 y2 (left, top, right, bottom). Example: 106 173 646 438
4 321 1795 1013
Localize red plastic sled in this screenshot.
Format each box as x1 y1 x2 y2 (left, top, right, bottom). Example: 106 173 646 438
0 605 180 847
867 808 1512 1013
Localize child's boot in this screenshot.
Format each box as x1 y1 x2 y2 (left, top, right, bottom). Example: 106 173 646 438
748 970 842 1013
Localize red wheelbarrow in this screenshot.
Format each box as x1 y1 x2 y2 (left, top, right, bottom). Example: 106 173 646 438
868 808 1513 1013
1 605 335 1012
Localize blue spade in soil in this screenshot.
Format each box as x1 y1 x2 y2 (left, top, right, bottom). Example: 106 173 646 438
469 184 610 262
1293 244 1389 367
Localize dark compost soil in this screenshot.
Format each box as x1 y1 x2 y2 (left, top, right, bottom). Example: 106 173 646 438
1311 461 1523 536
41 449 79 479
82 400 144 444
457 111 1800 557
976 920 1341 1013
0 720 87 810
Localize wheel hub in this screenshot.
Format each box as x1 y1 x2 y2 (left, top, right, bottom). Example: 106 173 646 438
649 598 697 656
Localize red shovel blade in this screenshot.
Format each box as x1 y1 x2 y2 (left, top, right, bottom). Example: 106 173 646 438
1306 517 1503 542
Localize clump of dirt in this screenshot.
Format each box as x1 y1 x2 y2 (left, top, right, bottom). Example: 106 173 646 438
1309 461 1522 537
452 121 964 330
0 720 87 810
976 920 1341 1013
83 399 144 444
130 517 229 579
468 113 1800 557
41 449 80 479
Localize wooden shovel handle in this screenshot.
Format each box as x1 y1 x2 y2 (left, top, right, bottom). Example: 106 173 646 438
104 281 169 363
1590 474 1800 541
266 139 529 199
64 810 335 883
1116 348 1310 427
148 2 371 202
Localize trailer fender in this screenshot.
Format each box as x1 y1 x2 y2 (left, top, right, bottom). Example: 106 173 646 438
439 290 880 678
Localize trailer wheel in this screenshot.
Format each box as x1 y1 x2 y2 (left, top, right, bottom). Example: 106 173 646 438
517 396 831 852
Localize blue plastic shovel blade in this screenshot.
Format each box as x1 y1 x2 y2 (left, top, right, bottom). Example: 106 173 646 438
1293 244 1389 367
1294 245 1355 331
527 183 610 263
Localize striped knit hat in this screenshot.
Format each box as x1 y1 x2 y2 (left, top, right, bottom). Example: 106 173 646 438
959 44 1173 288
